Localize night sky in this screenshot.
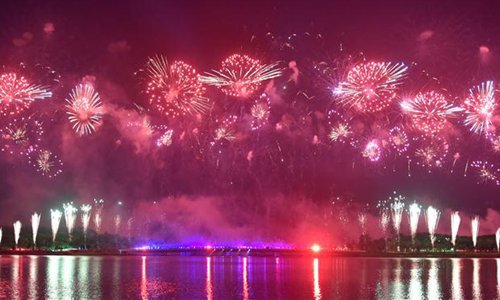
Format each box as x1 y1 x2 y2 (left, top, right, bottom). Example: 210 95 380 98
0 0 500 245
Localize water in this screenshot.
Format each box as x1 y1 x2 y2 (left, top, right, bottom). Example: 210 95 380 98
1 255 500 299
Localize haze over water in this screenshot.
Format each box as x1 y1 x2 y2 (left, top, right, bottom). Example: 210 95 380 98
1 255 500 299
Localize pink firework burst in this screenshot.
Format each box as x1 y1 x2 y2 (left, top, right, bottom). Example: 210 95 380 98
250 94 271 130
388 126 409 155
328 123 351 143
463 81 496 135
66 84 103 136
30 149 63 178
334 61 407 113
214 115 238 142
0 115 43 156
401 91 462 134
145 56 209 118
414 137 449 169
0 72 52 116
471 160 500 185
199 54 282 98
362 139 381 161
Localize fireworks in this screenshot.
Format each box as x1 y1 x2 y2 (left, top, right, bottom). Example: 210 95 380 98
31 212 41 248
156 128 174 147
390 195 405 236
81 204 92 245
334 61 407 112
145 56 209 117
425 206 440 247
63 202 78 241
414 138 449 169
470 160 500 185
362 139 381 161
471 216 480 248
199 54 282 98
408 203 421 242
50 209 62 243
214 115 238 142
358 213 367 235
451 211 461 247
0 72 52 116
380 211 390 236
250 94 271 130
30 149 63 178
66 84 103 136
328 123 351 143
388 127 409 154
94 199 104 234
13 221 22 247
463 81 496 135
0 115 43 156
401 91 462 134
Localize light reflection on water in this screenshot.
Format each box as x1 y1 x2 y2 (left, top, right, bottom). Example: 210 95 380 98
0 255 500 299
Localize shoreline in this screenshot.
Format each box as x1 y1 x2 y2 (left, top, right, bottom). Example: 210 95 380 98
1 248 500 258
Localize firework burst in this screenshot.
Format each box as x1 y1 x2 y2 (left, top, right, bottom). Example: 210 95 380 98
362 139 381 161
388 126 409 154
401 91 462 134
0 115 43 156
470 160 500 185
155 127 174 147
214 115 238 142
334 61 407 113
414 137 449 169
250 94 271 130
328 123 351 143
30 149 63 178
145 56 209 117
0 72 52 116
199 54 282 98
463 81 496 135
66 84 103 136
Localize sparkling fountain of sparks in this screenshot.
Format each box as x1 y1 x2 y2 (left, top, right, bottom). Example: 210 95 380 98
380 211 390 236
463 81 496 135
471 216 480 248
401 91 462 134
145 56 209 117
390 195 405 239
81 204 92 246
66 84 103 136
31 212 41 248
94 199 104 234
50 209 62 244
362 139 381 162
451 211 461 247
334 61 407 113
425 206 441 247
408 203 421 243
0 72 52 116
13 220 22 248
63 203 78 242
358 212 367 235
199 54 282 98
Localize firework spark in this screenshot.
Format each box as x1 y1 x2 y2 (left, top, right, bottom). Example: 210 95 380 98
145 56 209 117
425 206 440 247
451 211 461 247
334 61 407 113
30 149 63 178
471 216 480 248
66 84 103 136
50 209 62 243
463 81 496 135
13 221 21 247
63 203 78 242
362 139 381 161
401 91 462 134
31 212 41 248
0 72 52 116
408 203 421 242
199 54 282 98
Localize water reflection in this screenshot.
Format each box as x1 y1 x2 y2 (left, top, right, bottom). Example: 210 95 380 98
473 258 481 300
206 257 213 300
408 259 423 300
451 258 463 300
391 259 404 299
141 256 148 300
242 257 249 300
28 256 38 300
313 258 321 300
427 259 441 299
497 259 500 299
46 256 61 299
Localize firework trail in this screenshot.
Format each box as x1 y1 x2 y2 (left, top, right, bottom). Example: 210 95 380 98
66 84 103 136
0 115 43 156
334 61 407 113
496 228 500 251
463 81 496 135
63 203 78 242
0 72 52 116
30 149 63 178
362 139 381 162
408 203 421 243
199 54 282 98
50 209 62 244
250 94 271 130
470 160 500 185
145 56 209 117
81 204 92 246
31 212 41 248
471 216 480 248
401 91 462 134
425 206 440 247
94 199 104 234
13 220 21 248
451 211 461 247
